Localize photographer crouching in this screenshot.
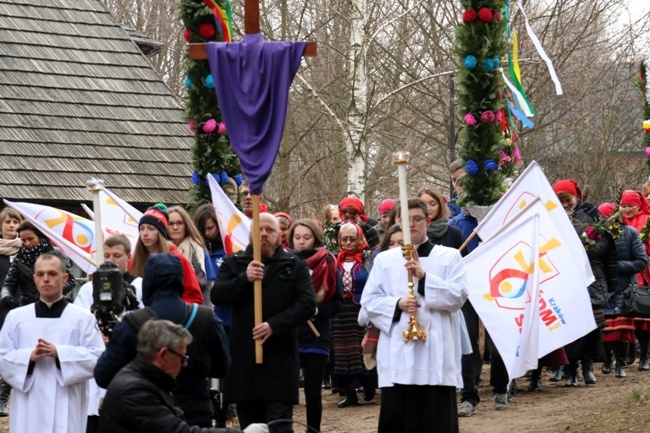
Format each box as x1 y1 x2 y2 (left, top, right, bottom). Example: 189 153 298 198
74 234 142 433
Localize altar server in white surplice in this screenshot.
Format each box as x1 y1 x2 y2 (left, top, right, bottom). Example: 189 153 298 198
361 198 467 433
0 251 104 433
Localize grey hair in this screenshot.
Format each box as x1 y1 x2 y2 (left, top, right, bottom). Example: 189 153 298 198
136 319 193 361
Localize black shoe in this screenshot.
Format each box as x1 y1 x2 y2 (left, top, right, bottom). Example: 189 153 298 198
564 375 579 387
602 356 612 374
363 386 376 402
615 365 627 378
583 369 597 384
322 377 331 389
527 378 542 392
639 359 650 371
337 395 359 408
549 367 564 382
0 401 8 417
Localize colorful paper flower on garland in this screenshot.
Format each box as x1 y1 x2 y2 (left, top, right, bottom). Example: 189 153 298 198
646 146 650 159
482 58 495 72
481 110 496 123
478 8 493 23
199 23 215 39
218 121 227 135
644 120 650 132
464 113 477 126
191 171 201 186
188 119 198 133
219 170 229 186
183 29 192 42
466 160 479 175
493 57 500 68
205 74 215 89
233 173 244 187
464 55 477 70
184 77 192 89
203 119 217 133
497 150 511 166
483 159 499 172
512 147 522 163
462 8 477 23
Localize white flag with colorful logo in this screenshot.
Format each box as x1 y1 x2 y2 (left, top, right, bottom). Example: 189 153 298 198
4 200 135 274
474 160 594 286
464 199 596 380
208 173 250 254
82 187 142 243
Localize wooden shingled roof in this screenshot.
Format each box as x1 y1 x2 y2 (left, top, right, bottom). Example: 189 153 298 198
0 0 193 208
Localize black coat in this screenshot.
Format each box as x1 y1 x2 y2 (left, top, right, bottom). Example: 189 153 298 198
0 244 76 306
99 356 239 433
212 245 316 403
94 254 230 417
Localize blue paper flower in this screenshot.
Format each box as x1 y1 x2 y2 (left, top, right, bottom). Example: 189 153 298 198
191 171 201 186
493 57 501 68
233 174 244 187
210 172 221 184
482 58 495 72
205 74 215 89
220 170 229 185
464 55 477 70
466 160 479 175
483 159 499 171
184 77 192 89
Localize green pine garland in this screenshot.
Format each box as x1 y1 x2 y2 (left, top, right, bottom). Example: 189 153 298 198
453 0 508 206
637 61 650 174
180 0 241 209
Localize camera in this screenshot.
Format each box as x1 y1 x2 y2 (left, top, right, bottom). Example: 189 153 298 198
91 261 138 337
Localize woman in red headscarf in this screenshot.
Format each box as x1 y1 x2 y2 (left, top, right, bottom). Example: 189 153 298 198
331 222 376 408
619 190 650 372
336 197 380 249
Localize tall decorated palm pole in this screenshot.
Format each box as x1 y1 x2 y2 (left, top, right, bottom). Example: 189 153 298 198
453 1 509 206
181 0 243 208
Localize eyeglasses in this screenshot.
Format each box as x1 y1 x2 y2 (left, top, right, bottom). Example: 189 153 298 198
168 221 185 227
407 216 427 223
340 236 358 243
167 347 189 364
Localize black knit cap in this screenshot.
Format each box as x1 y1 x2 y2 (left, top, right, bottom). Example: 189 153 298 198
138 203 169 239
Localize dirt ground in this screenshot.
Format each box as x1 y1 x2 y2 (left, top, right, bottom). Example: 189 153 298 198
1 364 648 433
292 364 650 433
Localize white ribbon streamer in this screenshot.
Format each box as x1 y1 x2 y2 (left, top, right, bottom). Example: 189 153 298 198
518 2 563 95
501 69 535 117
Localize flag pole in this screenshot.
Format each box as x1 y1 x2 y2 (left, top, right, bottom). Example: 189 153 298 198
252 194 263 364
86 178 105 266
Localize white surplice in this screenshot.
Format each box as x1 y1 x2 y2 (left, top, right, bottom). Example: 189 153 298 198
73 278 142 415
360 245 467 389
0 302 105 433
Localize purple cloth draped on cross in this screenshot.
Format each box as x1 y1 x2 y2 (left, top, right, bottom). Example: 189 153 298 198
206 33 307 195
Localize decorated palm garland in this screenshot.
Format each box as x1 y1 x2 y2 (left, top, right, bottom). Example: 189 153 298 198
180 0 243 207
453 0 511 206
638 61 650 174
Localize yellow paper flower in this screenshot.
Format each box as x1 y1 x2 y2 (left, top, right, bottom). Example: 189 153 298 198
644 120 650 132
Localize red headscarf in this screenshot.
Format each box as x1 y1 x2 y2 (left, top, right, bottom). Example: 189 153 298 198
338 197 368 223
273 212 293 226
598 203 616 218
336 222 368 267
552 179 582 201
620 190 650 231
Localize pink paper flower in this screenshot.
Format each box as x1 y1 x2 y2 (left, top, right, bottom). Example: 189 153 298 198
481 110 496 123
512 147 522 163
218 121 227 135
646 146 650 159
202 119 217 133
497 150 511 166
464 113 477 126
187 119 198 133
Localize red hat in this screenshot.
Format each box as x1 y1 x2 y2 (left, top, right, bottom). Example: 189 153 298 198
378 199 395 215
553 179 582 201
620 190 650 215
598 203 616 218
339 197 367 223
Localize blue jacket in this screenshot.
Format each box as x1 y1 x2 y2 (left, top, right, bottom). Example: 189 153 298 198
450 212 479 253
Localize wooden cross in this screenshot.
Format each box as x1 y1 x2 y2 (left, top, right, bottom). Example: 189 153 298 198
189 0 317 59
187 0 316 365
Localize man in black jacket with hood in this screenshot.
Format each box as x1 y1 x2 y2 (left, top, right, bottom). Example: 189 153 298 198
94 253 230 427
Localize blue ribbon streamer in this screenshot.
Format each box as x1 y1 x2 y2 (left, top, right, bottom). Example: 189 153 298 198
506 99 534 129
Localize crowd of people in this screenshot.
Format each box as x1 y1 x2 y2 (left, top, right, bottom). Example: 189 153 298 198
0 161 650 433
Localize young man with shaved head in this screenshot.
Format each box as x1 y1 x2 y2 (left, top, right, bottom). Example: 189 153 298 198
213 213 316 433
